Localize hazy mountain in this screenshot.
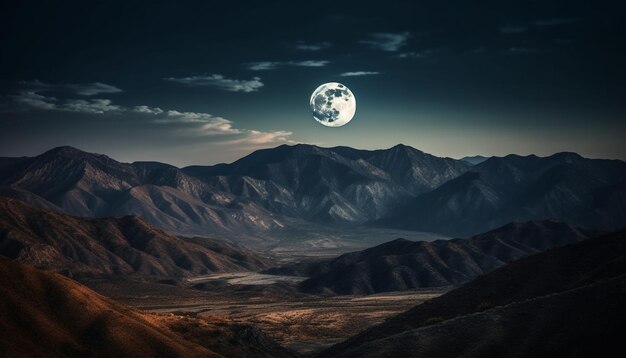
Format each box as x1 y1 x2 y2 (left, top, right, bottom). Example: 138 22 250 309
0 256 295 358
2 145 623 243
460 155 488 165
184 144 469 222
298 221 593 294
0 146 287 238
0 144 469 237
0 197 271 278
382 152 626 237
320 228 626 358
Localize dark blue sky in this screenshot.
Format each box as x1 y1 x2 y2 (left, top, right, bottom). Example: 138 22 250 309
1 0 625 165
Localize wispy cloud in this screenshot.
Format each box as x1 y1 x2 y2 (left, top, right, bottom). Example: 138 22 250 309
499 25 527 34
18 80 122 96
12 91 121 113
63 99 121 113
340 71 380 77
164 74 264 92
295 41 331 51
152 110 293 146
397 49 434 59
534 18 579 26
6 80 294 148
359 32 410 52
133 105 164 115
246 60 330 71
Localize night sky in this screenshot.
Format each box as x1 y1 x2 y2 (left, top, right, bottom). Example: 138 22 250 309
1 0 625 166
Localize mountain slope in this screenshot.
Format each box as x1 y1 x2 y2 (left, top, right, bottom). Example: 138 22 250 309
0 256 294 358
320 228 626 357
0 146 285 238
460 155 489 165
298 221 592 294
0 197 270 278
183 144 469 222
383 152 626 236
0 144 468 236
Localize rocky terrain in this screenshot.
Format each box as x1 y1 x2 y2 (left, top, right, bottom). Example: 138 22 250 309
319 229 626 357
277 220 593 294
383 152 626 236
0 256 295 358
2 145 625 247
0 197 271 278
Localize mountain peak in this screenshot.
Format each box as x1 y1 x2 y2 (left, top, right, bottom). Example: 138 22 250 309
43 146 86 156
389 143 421 153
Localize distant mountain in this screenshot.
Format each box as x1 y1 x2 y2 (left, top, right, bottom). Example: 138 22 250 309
460 155 488 165
0 144 469 237
382 152 626 237
2 145 624 242
298 221 593 294
0 256 295 358
184 143 469 222
0 146 289 238
0 197 270 278
319 228 626 358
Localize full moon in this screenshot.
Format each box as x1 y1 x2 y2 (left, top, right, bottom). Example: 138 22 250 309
310 82 356 127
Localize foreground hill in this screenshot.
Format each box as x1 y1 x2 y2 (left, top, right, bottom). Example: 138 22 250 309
383 152 626 236
0 197 270 278
0 256 294 358
298 221 592 294
319 229 626 357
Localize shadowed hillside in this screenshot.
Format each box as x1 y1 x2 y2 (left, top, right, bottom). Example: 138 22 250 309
319 229 626 357
0 197 270 278
0 256 295 358
297 221 593 294
383 153 626 236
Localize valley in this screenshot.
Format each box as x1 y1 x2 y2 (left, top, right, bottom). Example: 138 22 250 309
84 273 445 355
1 144 625 357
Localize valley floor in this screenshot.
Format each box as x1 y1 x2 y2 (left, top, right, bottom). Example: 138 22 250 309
85 276 446 355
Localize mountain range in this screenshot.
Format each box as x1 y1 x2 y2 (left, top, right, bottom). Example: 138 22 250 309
1 145 625 244
319 228 626 357
382 152 626 236
0 197 270 278
271 221 594 294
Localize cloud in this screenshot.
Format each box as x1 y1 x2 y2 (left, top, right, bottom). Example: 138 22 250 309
12 91 121 113
18 80 122 96
7 80 294 148
67 82 122 96
295 41 331 51
397 50 434 59
63 99 121 113
12 91 57 110
359 32 410 52
222 130 293 147
154 110 294 146
164 74 264 92
499 26 527 34
340 71 380 77
133 105 164 115
534 18 579 26
246 60 330 71
162 110 239 135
